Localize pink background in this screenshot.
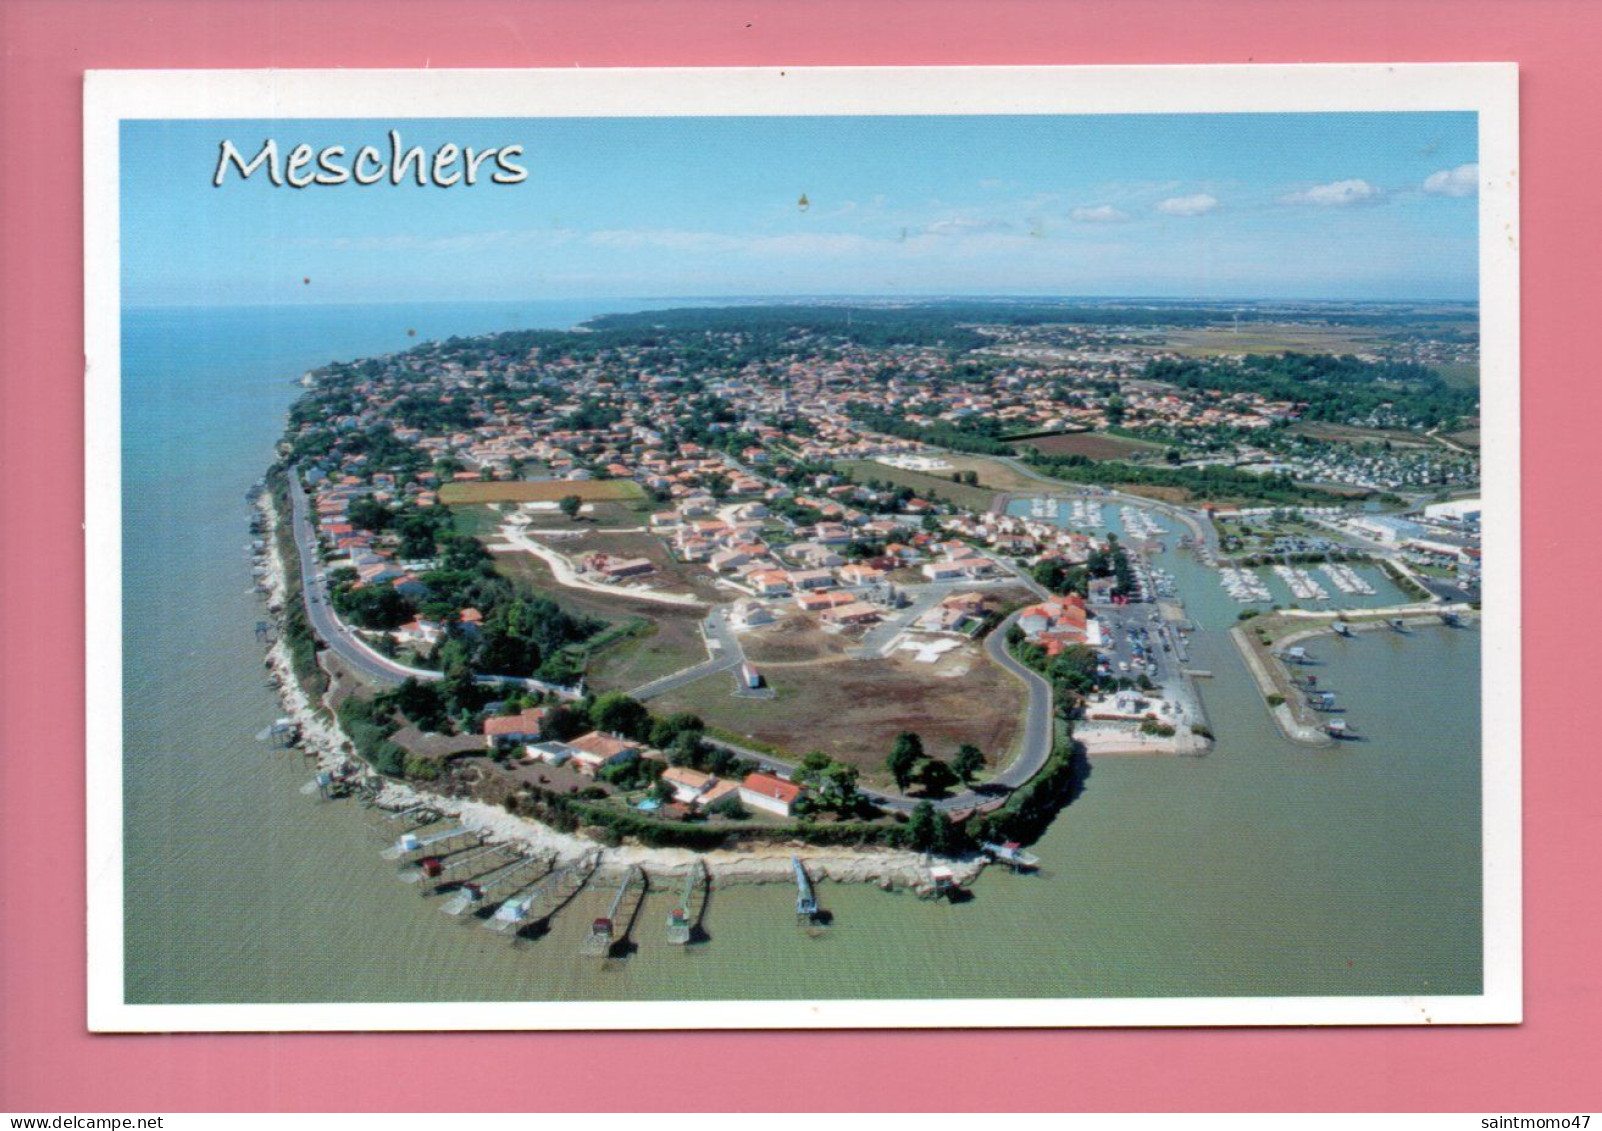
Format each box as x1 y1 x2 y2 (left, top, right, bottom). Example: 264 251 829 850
2 0 1598 1113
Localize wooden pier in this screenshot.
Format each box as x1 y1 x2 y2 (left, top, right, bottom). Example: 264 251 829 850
440 853 551 916
666 859 707 946
404 842 513 887
381 825 480 864
485 855 597 935
581 866 645 958
793 856 820 921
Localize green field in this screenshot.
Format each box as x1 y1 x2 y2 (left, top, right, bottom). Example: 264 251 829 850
836 459 1001 513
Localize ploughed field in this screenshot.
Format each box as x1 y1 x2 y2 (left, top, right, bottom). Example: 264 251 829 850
1012 431 1161 461
437 479 645 505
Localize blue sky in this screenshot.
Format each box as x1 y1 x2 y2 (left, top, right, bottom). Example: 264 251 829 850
122 113 1479 306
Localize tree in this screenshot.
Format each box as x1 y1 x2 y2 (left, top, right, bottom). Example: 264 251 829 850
917 758 959 798
385 677 447 733
953 743 985 782
589 691 651 741
538 703 588 742
904 800 963 854
886 731 924 791
650 712 705 750
819 763 861 813
558 494 584 521
434 638 482 716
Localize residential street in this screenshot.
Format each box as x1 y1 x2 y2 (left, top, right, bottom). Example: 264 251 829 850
286 469 574 697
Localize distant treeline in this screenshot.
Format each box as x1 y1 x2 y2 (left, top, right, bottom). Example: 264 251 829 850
1022 449 1350 506
1143 352 1477 430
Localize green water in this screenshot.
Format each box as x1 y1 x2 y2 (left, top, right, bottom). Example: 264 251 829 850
122 309 1482 1004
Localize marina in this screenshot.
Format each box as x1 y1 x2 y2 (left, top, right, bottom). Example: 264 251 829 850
1219 566 1272 603
1272 564 1330 602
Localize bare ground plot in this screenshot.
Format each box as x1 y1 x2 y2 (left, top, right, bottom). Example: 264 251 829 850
650 646 1027 780
438 479 645 506
1443 428 1480 449
835 459 998 514
739 613 854 665
1012 431 1163 461
585 614 710 693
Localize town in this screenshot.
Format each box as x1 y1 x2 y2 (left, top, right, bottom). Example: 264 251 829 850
259 299 1481 876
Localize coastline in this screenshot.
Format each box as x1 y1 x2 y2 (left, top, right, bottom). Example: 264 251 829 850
256 488 989 893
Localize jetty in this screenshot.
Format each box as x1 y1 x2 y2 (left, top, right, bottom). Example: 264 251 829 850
485 855 597 934
381 825 479 863
981 841 1041 872
792 856 820 922
403 842 512 887
581 865 645 958
440 853 551 916
666 859 708 945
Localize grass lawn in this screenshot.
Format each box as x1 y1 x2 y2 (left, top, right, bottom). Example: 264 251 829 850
584 615 710 693
438 479 645 505
835 459 999 514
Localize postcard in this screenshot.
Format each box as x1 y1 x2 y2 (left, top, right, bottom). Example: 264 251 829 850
84 64 1520 1031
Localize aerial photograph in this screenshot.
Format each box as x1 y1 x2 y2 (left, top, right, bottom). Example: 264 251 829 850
116 110 1487 1011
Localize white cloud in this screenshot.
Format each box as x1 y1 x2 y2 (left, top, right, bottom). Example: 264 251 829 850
922 217 1013 237
1155 193 1219 217
1071 204 1131 224
1422 163 1479 197
1281 179 1384 207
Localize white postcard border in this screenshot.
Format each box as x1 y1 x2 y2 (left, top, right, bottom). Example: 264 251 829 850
85 63 1521 1032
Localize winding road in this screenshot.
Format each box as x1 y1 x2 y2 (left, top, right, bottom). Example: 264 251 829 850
285 469 577 698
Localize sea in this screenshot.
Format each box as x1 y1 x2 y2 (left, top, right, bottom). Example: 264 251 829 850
121 300 1482 1004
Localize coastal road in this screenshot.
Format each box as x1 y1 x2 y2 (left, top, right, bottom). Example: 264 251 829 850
285 469 576 698
980 609 1057 791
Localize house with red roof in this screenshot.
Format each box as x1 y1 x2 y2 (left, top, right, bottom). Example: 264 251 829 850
739 772 803 817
